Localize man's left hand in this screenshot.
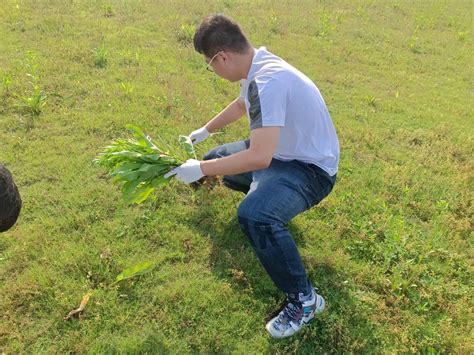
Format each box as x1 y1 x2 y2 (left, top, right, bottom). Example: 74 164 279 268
164 159 205 184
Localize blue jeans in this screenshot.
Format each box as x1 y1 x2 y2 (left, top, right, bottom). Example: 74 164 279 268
204 140 336 295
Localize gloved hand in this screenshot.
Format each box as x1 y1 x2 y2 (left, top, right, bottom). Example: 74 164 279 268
189 126 210 144
164 159 204 184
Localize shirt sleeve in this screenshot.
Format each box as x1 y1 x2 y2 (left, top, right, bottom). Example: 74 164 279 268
247 75 287 130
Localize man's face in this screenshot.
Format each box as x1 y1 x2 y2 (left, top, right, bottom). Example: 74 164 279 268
204 52 240 82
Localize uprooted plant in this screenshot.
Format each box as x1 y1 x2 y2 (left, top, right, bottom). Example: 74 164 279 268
94 124 196 204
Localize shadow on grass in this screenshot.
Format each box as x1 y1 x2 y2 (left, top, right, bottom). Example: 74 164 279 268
188 188 307 298
187 188 381 352
266 262 383 353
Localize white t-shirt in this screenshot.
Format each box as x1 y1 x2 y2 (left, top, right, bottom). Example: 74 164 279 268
239 47 339 176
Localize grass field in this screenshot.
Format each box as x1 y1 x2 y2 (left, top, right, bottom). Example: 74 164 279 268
1 0 473 353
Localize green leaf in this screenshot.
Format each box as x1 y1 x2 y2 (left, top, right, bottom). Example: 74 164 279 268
135 168 160 182
94 125 189 204
136 163 157 172
125 124 145 139
122 179 141 199
178 135 196 159
128 184 155 204
111 162 143 175
125 124 162 152
125 124 150 148
113 261 155 284
115 169 141 181
151 176 168 187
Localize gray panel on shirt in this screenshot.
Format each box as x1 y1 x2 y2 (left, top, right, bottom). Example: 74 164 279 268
248 80 263 130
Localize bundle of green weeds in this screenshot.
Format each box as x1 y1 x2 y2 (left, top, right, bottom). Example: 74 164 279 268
94 124 195 204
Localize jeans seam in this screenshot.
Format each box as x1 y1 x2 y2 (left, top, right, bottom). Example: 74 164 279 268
272 225 306 292
240 217 299 292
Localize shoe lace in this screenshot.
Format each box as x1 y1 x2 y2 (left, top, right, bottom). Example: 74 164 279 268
276 298 303 326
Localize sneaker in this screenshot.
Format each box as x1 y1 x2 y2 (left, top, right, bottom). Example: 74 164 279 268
265 288 325 339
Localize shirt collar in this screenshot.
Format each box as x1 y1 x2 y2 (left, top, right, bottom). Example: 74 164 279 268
246 46 266 80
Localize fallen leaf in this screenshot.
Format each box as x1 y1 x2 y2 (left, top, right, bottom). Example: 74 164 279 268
64 291 92 320
112 261 155 285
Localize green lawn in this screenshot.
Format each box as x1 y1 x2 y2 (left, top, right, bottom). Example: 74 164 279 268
1 0 472 353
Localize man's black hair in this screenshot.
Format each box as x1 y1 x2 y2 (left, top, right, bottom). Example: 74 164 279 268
0 164 22 232
193 14 251 58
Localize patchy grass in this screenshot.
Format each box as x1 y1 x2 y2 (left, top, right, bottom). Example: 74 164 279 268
0 0 473 353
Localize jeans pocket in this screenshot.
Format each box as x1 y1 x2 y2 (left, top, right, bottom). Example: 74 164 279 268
298 161 318 178
238 218 276 251
304 173 334 205
253 223 279 249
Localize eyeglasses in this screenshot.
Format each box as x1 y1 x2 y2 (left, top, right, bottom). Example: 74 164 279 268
206 51 223 72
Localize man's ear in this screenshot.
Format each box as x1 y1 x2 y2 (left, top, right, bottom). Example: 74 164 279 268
221 52 229 63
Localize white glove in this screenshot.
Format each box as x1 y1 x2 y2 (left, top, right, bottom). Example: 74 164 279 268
189 126 210 144
164 159 204 184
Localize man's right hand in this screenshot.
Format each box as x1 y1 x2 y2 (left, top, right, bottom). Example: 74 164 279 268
189 126 210 144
